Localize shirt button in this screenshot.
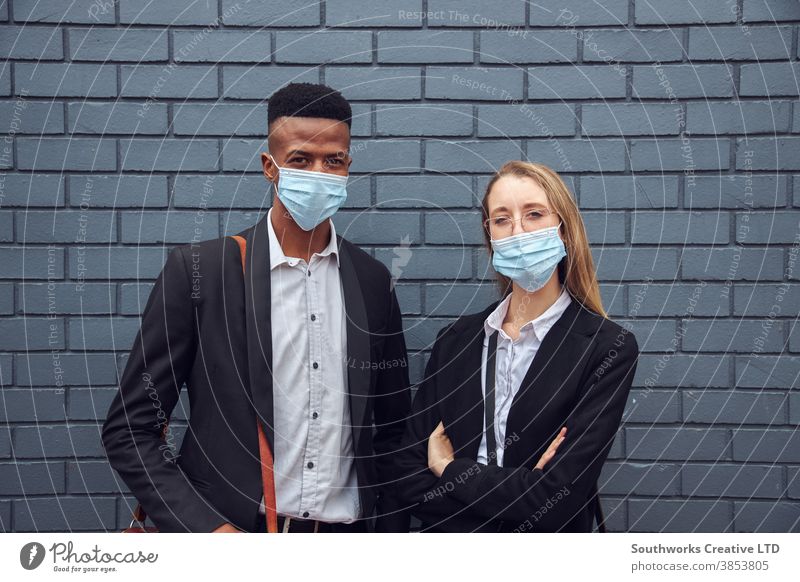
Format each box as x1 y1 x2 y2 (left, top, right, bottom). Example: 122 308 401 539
307 270 311 277
312 411 318 419
307 461 314 469
312 362 318 369
310 314 316 321
302 511 309 518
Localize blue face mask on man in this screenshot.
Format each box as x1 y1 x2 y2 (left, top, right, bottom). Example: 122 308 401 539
269 154 348 231
490 223 566 292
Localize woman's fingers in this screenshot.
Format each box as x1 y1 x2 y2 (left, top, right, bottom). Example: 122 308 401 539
534 426 567 470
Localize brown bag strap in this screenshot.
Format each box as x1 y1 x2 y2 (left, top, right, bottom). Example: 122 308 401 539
128 236 279 533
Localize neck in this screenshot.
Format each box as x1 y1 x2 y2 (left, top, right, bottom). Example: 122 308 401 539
502 274 563 337
270 199 331 262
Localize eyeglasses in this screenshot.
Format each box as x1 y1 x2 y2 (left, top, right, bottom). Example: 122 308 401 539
483 208 558 238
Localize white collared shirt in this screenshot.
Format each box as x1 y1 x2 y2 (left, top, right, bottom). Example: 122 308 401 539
259 207 360 522
477 287 573 466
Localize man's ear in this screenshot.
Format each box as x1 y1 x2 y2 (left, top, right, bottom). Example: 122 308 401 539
261 152 278 182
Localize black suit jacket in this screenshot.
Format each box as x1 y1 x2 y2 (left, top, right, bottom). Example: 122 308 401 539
396 294 639 532
102 213 412 532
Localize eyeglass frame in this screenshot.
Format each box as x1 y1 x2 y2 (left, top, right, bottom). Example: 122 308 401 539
483 207 560 237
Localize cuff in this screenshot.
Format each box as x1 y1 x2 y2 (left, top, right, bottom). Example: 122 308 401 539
437 458 483 503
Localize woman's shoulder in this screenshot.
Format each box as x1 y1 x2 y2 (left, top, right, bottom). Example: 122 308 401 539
569 298 639 354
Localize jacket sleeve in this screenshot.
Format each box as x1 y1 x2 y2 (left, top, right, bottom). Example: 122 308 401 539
436 328 639 530
395 326 474 527
372 283 413 532
101 246 228 533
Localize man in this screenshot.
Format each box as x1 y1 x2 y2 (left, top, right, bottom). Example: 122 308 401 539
102 83 412 533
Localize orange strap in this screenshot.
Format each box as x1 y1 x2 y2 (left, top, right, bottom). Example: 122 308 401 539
231 235 279 534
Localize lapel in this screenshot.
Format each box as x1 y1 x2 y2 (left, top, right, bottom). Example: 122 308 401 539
238 213 372 455
449 295 596 461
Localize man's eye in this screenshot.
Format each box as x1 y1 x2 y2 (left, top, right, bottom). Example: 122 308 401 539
326 158 343 165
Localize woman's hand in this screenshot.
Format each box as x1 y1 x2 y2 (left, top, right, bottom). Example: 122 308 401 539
212 522 243 533
534 426 567 470
427 421 455 478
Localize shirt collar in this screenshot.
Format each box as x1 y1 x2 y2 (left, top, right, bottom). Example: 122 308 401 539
484 287 573 343
266 207 340 270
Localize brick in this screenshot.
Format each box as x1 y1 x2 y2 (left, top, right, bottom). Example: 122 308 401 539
69 28 168 62
121 65 218 99
222 65 319 99
581 175 679 209
67 460 124 494
120 0 219 25
632 212 729 244
0 317 64 350
636 1 736 24
428 0 526 26
16 138 116 171
120 139 218 171
689 26 793 61
687 101 792 135
14 0 115 23
19 211 117 243
582 211 626 244
0 246 64 279
15 353 118 387
0 462 65 495
14 497 116 531
626 427 731 461
581 103 680 136
740 62 800 97
737 137 800 171
736 212 800 243
222 0 319 26
634 354 731 387
0 174 65 207
0 500 9 532
328 67 422 101
13 424 105 457
68 387 119 421
120 211 220 244
68 317 140 351
426 140 520 173
328 0 421 27
0 283 12 314
349 140 420 173
0 389 66 422
600 462 680 496
629 499 732 532
684 390 787 424
377 31 473 63
683 318 785 353
333 211 420 245
0 26 63 59
528 139 626 172
736 356 800 389
594 248 679 281
274 31 371 64
743 0 800 22
375 247 471 280
621 389 681 422
734 501 800 532
424 283 498 316
173 30 271 63
14 63 116 98
377 104 472 136
688 465 784 506
528 65 627 99
733 284 800 316
687 175 788 209
376 175 473 208
68 102 168 135
426 67 523 101
67 247 167 279
480 30 578 64
633 64 735 98
630 138 730 171
425 211 483 245
619 319 678 353
583 30 683 63
173 103 268 136
68 175 169 208
220 138 265 172
627 283 729 316
733 429 800 462
681 247 783 281
477 103 575 137
19 283 115 315
173 175 269 209
531 0 628 26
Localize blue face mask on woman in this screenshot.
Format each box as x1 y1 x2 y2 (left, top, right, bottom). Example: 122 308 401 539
490 223 566 292
269 155 348 231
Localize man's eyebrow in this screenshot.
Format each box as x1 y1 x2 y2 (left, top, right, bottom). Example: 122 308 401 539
284 149 312 157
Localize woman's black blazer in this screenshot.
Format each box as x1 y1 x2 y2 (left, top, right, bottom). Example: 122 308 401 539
396 294 639 532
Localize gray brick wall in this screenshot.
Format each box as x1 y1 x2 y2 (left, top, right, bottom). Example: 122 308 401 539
0 0 798 533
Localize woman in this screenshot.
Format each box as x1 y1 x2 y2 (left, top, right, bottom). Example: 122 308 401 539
396 161 639 532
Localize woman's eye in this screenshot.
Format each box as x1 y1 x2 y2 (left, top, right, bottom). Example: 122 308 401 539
526 211 544 219
493 217 511 226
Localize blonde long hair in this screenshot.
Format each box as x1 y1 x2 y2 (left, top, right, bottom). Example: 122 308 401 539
481 161 607 318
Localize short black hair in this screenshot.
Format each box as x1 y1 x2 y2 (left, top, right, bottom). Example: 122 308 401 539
267 82 352 131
